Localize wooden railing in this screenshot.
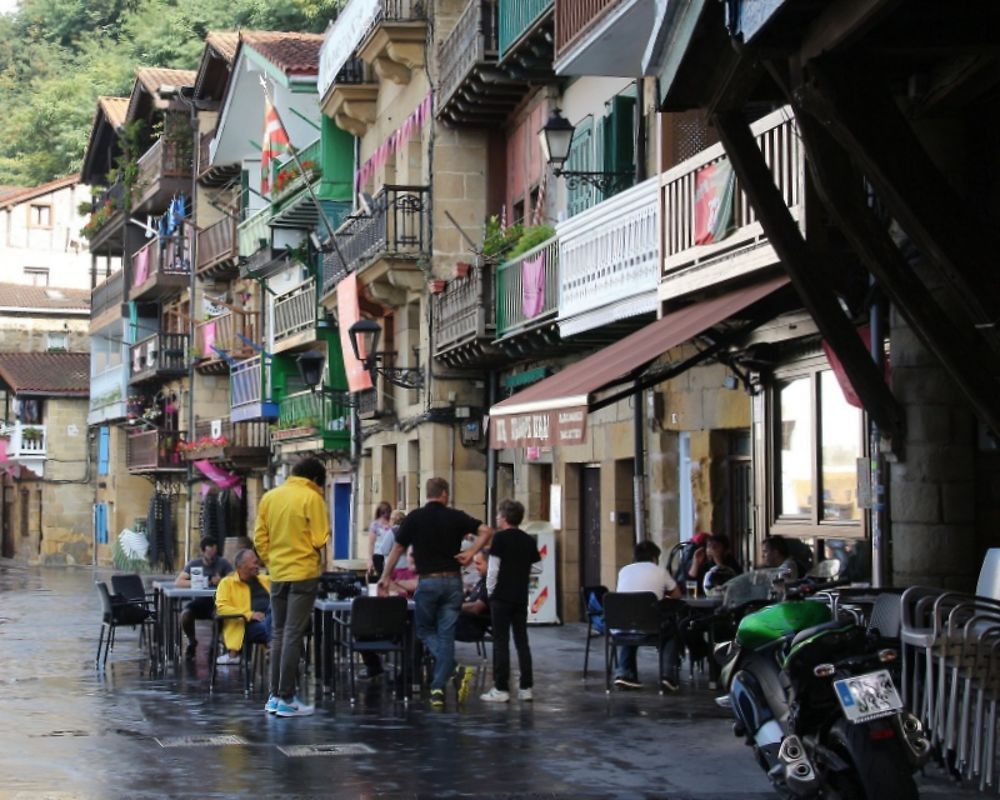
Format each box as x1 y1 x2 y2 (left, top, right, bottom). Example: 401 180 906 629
498 0 552 58
0 423 47 457
554 0 620 58
322 185 430 293
198 131 213 176
136 137 192 191
661 106 802 278
433 264 495 355
130 332 188 380
438 0 498 110
238 206 270 256
126 429 184 471
495 235 559 339
557 177 658 335
195 310 259 360
196 216 237 273
91 269 125 319
184 418 270 456
273 278 317 344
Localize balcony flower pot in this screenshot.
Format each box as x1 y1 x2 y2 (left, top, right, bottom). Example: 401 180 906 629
429 279 447 294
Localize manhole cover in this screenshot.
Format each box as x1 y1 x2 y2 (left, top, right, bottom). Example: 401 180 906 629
156 735 247 748
278 743 375 757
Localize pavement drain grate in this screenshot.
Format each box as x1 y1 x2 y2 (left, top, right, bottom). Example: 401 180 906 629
155 735 247 748
278 743 375 758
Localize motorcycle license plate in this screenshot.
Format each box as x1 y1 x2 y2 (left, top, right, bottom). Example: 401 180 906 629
833 669 903 723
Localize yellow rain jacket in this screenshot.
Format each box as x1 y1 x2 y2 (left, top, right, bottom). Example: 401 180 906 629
253 476 330 582
215 571 272 653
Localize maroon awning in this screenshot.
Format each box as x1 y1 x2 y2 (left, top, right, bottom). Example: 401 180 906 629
489 275 790 448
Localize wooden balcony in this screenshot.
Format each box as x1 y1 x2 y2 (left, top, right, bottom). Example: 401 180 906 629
230 355 279 422
195 310 260 374
272 277 319 353
495 235 560 350
133 137 193 212
196 216 239 279
557 177 659 338
432 264 502 367
553 0 653 77
198 130 239 187
659 106 803 299
91 269 125 330
84 181 126 255
180 418 269 469
129 231 191 302
127 428 185 472
272 389 350 451
129 332 188 385
238 207 271 265
321 185 429 306
438 0 527 128
498 0 554 70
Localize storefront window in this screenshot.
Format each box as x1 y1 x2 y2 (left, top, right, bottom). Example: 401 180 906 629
779 377 813 517
820 371 862 521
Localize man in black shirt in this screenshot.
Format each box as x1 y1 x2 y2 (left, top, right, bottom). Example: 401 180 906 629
481 499 541 703
378 477 492 707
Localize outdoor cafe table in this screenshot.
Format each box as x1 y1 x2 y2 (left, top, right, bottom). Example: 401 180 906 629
313 596 416 698
151 581 216 666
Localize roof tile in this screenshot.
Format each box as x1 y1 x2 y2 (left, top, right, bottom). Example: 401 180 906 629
242 32 325 76
0 284 90 311
0 352 90 397
135 67 197 96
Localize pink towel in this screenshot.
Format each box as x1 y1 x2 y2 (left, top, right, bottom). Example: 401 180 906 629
521 253 545 319
133 244 150 287
201 321 217 357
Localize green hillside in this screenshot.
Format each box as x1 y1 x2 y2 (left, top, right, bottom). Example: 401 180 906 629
0 0 340 185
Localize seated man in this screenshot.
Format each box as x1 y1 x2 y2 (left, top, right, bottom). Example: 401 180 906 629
387 546 419 598
455 551 491 642
214 549 272 665
176 536 233 659
614 540 683 692
762 535 800 580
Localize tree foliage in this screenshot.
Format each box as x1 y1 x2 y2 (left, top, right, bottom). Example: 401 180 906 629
0 0 342 185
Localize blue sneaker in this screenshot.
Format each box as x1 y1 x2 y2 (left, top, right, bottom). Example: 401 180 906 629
275 696 314 717
264 695 279 714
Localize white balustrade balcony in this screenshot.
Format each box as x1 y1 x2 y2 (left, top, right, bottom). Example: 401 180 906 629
0 423 47 461
659 106 803 298
556 176 659 337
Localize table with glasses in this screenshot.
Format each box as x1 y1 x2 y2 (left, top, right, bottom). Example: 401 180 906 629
151 581 217 666
313 596 417 697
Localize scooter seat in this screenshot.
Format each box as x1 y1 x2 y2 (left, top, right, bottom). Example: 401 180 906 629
791 620 854 649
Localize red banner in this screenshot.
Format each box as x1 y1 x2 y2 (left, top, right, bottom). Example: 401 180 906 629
337 273 374 393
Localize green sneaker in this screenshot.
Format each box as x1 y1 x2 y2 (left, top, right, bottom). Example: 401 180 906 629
429 689 445 709
454 665 474 705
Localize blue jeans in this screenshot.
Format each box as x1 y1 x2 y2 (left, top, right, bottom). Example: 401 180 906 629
246 610 272 645
616 637 679 682
414 576 463 691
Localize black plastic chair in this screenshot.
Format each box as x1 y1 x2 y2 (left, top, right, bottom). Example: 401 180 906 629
95 581 154 667
603 591 671 695
581 584 608 677
209 614 266 695
348 596 409 703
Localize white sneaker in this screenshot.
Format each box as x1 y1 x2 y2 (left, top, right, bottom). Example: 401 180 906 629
275 696 314 717
216 652 241 665
481 687 510 703
518 688 533 701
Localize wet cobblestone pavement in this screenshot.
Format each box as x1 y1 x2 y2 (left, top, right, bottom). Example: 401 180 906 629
0 563 978 799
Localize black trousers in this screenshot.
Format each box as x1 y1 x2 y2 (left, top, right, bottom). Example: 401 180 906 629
491 599 532 692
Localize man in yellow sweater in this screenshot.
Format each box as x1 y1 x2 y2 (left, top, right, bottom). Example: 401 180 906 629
214 549 272 664
254 456 329 718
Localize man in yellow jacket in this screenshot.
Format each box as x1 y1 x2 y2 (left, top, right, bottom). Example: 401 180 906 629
255 456 329 717
214 549 272 664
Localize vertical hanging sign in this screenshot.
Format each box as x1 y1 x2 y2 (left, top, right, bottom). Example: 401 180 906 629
337 273 374 393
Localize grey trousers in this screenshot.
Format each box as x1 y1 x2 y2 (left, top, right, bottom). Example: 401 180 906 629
269 578 317 701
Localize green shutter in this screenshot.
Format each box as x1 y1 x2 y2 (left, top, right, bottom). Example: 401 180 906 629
240 169 250 220
601 95 636 200
566 118 594 218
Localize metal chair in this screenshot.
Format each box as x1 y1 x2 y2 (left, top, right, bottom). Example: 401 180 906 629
95 581 155 668
208 614 264 694
580 584 607 678
347 596 409 703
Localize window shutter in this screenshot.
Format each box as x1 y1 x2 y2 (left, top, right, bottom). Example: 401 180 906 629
98 426 110 476
602 95 636 199
566 118 594 218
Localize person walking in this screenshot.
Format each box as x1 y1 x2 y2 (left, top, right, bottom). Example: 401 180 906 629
378 477 492 708
481 499 541 703
254 456 330 718
367 501 394 580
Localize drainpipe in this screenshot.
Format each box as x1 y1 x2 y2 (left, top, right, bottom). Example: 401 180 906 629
869 288 887 588
633 386 647 544
183 97 199 565
486 369 498 523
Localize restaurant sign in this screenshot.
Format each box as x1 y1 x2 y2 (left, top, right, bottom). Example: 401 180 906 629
489 406 588 449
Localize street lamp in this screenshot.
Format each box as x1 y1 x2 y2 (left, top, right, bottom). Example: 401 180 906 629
295 351 356 406
347 319 424 390
539 107 634 195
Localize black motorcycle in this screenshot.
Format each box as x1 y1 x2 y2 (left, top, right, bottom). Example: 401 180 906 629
716 580 930 799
